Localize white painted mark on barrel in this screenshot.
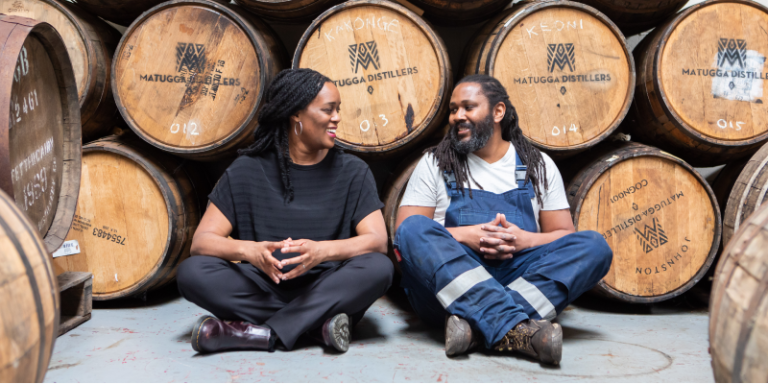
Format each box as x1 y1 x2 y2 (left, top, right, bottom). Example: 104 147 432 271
360 120 371 132
525 19 582 38
711 50 765 102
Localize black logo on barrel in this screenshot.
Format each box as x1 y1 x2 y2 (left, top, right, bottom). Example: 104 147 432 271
717 38 746 69
176 43 206 73
349 41 380 73
548 43 575 73
635 217 668 254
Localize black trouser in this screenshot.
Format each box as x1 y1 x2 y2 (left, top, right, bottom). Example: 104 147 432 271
176 253 394 350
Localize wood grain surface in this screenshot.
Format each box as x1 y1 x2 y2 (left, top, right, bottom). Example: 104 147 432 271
52 135 211 300
234 0 344 22
627 0 768 166
710 199 768 382
407 0 510 26
567 142 721 303
574 0 688 35
0 15 81 253
463 0 634 158
113 0 286 161
294 0 451 157
0 188 59 383
0 0 123 140
69 0 229 26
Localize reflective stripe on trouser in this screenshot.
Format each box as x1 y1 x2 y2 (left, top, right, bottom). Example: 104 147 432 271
395 215 613 348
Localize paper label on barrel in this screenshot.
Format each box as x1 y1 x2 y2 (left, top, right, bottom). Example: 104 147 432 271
660 2 768 141
297 5 443 148
52 240 80 258
576 156 716 297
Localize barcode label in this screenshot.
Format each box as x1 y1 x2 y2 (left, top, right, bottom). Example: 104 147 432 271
52 240 80 258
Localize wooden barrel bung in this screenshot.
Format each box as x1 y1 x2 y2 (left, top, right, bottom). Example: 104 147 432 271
567 142 721 303
52 136 212 300
627 0 768 167
234 0 344 22
573 0 688 36
0 0 123 141
112 0 286 161
709 202 768 382
293 0 451 158
407 0 511 26
463 1 635 159
0 189 59 383
68 0 229 27
0 15 82 253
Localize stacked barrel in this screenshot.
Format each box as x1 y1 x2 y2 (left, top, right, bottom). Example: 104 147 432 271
0 0 766 379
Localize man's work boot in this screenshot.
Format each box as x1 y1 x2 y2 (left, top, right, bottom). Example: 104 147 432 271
308 313 350 352
191 315 276 353
494 319 562 365
445 315 477 357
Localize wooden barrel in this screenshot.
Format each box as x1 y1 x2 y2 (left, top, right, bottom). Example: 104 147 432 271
626 0 768 167
720 142 768 248
112 0 286 161
407 0 511 26
463 1 635 159
0 189 59 383
0 15 82 253
234 0 343 22
68 0 229 26
52 135 212 300
382 151 424 274
0 0 123 141
293 0 451 158
573 0 688 35
567 142 721 303
710 201 768 382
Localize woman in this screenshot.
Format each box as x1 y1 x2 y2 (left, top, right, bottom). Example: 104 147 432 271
177 69 394 354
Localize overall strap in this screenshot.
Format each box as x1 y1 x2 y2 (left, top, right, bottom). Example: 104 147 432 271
442 171 462 197
515 152 528 190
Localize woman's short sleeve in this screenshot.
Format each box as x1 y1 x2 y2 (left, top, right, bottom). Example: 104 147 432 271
351 168 384 230
208 171 238 232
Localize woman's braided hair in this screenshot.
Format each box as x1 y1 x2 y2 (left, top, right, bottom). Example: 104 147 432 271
427 74 548 205
238 68 333 203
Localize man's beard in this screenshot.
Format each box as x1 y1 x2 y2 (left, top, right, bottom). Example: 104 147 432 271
449 113 494 155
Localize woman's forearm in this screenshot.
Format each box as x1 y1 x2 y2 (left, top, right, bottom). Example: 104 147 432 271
190 231 250 262
321 233 387 262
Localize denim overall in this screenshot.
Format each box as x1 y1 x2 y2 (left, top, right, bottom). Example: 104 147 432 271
394 152 612 348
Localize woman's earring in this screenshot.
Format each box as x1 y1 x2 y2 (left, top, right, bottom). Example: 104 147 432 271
294 122 302 136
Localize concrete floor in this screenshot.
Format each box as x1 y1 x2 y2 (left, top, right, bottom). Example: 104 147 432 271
45 285 714 383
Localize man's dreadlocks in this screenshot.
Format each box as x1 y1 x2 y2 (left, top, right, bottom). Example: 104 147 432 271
427 74 548 205
238 68 334 203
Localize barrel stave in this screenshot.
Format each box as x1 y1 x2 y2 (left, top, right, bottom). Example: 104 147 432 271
235 0 344 22
0 189 59 383
408 0 511 26
574 0 688 35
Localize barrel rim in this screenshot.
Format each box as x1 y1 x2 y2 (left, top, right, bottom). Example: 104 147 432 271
0 16 83 253
111 0 273 156
80 141 177 300
653 0 768 146
724 141 768 245
480 0 636 154
291 0 452 154
569 142 722 303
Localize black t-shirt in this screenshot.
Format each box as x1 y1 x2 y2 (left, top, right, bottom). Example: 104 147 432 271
209 149 383 272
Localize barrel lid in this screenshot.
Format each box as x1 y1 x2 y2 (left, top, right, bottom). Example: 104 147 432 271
113 1 267 154
481 1 634 153
657 0 768 144
571 145 720 302
293 0 450 153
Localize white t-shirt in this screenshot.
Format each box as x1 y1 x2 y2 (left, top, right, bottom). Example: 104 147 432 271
399 144 570 232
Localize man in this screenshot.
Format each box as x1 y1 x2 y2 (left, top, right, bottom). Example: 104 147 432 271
394 74 612 365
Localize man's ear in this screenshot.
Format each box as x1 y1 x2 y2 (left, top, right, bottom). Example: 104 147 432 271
494 101 506 124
